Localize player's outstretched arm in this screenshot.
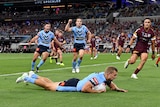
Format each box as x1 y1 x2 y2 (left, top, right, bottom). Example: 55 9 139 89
126 35 136 53
109 82 128 92
81 81 106 93
151 37 156 60
65 19 72 32
29 35 39 45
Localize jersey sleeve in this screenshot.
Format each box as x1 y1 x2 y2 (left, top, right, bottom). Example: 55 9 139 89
89 77 99 86
133 28 140 38
84 25 89 33
151 30 156 41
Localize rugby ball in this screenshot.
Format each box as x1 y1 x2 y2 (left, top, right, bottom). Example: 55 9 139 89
92 83 106 91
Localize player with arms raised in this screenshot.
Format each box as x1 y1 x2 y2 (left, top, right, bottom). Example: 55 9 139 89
65 18 92 73
124 18 156 79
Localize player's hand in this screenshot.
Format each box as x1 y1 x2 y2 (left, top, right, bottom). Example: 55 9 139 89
151 54 155 60
68 19 72 24
28 41 32 46
125 48 130 53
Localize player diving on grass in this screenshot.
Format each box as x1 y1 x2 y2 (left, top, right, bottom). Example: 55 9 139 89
16 66 127 93
65 18 92 73
124 18 156 79
29 22 62 73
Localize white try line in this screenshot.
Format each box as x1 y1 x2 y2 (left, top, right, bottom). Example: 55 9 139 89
0 61 127 77
0 59 152 77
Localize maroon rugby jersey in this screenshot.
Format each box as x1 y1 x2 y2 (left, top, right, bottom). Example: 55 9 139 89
133 27 155 52
91 37 96 47
117 34 126 47
54 35 65 49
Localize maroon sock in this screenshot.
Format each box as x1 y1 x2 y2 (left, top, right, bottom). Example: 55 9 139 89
134 68 140 74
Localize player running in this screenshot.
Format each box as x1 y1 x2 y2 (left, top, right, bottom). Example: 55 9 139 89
16 66 127 93
156 36 160 56
65 18 92 73
50 29 66 66
90 34 98 60
29 22 61 72
116 32 127 60
111 37 116 55
124 18 156 79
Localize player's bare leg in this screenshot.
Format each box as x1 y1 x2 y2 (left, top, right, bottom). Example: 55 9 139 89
76 49 85 73
57 49 64 66
36 52 49 72
116 46 122 60
131 53 148 79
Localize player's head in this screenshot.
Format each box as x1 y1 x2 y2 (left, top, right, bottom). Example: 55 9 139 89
44 22 51 32
121 32 125 36
104 66 118 80
143 18 152 29
76 18 82 27
58 29 64 37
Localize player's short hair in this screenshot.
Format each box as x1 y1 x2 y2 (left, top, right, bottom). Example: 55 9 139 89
143 18 152 22
56 29 64 34
105 66 118 74
43 22 51 26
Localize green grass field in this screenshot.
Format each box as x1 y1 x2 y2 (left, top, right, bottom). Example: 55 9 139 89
0 53 160 107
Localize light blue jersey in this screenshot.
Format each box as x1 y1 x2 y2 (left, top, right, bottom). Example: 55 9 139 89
37 30 55 47
77 72 106 91
71 25 89 44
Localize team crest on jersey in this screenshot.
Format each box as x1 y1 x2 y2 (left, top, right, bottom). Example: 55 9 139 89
142 32 151 38
42 33 49 40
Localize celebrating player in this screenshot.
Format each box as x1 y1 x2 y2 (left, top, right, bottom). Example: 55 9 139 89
65 18 92 73
29 22 61 72
116 32 127 60
124 18 156 79
16 66 127 93
50 29 66 66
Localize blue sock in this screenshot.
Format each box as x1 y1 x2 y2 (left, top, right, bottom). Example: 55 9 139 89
56 86 77 92
31 74 38 79
37 60 44 68
72 61 77 69
76 58 82 67
24 77 36 84
31 61 35 71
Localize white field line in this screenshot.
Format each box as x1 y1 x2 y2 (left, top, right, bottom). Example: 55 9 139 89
0 59 152 77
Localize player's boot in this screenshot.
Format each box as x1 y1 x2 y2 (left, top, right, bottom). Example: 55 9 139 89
90 57 93 60
124 59 130 69
28 71 35 77
49 57 53 63
36 67 39 73
16 73 28 83
94 55 98 59
56 62 60 65
155 64 159 67
60 63 65 66
131 74 138 79
116 55 120 60
72 69 76 73
75 66 80 73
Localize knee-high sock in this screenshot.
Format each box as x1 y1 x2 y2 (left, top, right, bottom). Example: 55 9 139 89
24 77 36 84
31 61 35 71
134 68 140 74
76 58 82 67
37 60 45 68
72 61 77 69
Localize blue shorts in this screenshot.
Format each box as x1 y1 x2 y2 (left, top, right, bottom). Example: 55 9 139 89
56 78 80 92
73 43 85 52
36 45 51 55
